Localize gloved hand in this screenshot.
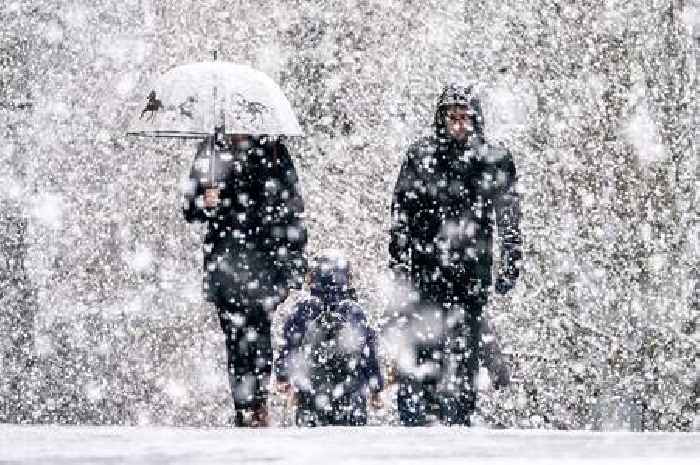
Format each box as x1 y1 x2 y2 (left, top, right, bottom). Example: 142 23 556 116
495 275 516 295
370 391 384 410
495 264 519 295
288 273 304 290
492 364 511 390
285 256 307 290
389 261 411 283
495 250 521 295
276 380 292 396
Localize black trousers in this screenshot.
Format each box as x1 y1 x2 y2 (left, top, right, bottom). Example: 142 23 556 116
395 290 486 426
215 297 274 413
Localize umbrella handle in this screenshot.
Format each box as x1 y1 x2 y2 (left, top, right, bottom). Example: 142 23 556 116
208 134 216 186
207 126 227 187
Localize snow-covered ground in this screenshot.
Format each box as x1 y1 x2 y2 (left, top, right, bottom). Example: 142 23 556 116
2 425 698 465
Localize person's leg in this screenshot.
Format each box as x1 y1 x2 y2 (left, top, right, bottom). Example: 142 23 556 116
457 308 481 426
349 393 368 426
480 317 511 389
397 375 428 426
395 299 444 426
330 392 367 426
295 391 319 427
217 299 273 426
238 303 273 426
439 302 467 425
216 299 240 408
442 292 486 426
397 352 442 425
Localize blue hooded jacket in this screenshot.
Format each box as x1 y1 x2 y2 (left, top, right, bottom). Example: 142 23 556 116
275 255 383 394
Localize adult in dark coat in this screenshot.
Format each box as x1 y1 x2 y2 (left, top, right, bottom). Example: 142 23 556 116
388 83 522 426
183 134 306 427
275 253 383 426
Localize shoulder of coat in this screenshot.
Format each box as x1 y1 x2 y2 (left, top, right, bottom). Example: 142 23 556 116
480 142 512 164
410 136 437 153
297 296 322 314
339 301 368 323
405 136 437 163
270 142 298 178
338 299 363 312
268 140 289 162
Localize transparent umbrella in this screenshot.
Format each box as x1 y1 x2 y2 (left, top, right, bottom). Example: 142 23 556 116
127 61 302 138
126 60 303 183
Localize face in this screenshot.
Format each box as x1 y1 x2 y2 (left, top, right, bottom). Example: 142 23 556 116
225 134 253 150
445 105 473 142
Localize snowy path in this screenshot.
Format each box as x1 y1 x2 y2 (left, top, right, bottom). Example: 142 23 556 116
1 425 698 465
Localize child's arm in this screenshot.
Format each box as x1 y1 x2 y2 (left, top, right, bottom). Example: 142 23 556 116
348 305 385 394
274 300 316 384
364 325 385 393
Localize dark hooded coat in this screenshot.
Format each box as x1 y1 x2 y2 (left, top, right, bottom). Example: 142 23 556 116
389 84 522 303
183 137 307 307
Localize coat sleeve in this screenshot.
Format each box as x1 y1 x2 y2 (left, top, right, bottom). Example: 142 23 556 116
271 143 308 287
275 303 309 383
349 306 384 393
389 149 420 271
363 325 384 393
275 300 316 383
492 150 522 278
182 141 208 223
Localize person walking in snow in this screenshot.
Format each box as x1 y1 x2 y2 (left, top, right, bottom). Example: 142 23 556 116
387 83 522 426
275 253 384 426
183 134 307 427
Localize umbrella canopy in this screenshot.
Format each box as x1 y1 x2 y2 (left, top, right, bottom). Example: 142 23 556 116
127 62 303 138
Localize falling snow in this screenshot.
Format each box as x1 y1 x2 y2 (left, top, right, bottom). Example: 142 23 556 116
0 1 698 460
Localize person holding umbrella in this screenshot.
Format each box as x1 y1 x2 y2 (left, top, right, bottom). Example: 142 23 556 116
128 61 307 427
183 133 306 427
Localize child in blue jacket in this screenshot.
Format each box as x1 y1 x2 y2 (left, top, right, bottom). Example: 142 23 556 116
275 252 383 426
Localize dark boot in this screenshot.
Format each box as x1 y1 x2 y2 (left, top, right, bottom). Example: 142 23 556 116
234 406 269 427
397 377 441 426
331 393 367 426
440 389 474 426
397 381 427 426
234 409 253 427
251 406 269 427
295 391 320 426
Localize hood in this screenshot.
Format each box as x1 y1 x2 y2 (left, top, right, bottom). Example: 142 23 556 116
308 252 356 306
434 83 484 144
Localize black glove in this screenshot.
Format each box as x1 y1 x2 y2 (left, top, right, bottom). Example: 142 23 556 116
389 261 411 283
288 273 304 290
494 275 514 295
285 255 306 290
495 263 519 295
492 363 511 390
495 248 521 295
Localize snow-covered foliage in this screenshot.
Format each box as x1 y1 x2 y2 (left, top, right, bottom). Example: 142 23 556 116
1 0 696 430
